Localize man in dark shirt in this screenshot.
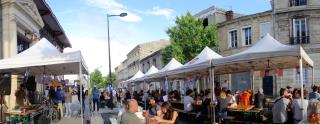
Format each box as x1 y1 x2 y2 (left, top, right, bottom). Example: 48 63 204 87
148 97 161 117
254 88 266 109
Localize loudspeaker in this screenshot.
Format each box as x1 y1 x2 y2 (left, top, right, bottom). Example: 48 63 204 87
263 76 273 96
0 73 11 95
26 76 36 91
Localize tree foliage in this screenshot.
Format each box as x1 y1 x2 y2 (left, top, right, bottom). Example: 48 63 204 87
89 68 116 89
161 12 219 65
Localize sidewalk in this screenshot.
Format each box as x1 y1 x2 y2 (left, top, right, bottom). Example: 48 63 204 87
56 113 104 124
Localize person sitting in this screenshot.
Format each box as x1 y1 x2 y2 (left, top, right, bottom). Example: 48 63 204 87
226 90 237 108
154 102 178 124
184 89 194 112
254 88 266 110
148 97 161 117
121 99 142 124
199 89 212 118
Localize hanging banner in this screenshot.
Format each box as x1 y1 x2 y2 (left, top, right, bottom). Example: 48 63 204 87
260 70 265 77
277 68 284 77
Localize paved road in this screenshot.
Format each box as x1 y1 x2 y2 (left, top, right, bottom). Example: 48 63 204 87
56 95 104 124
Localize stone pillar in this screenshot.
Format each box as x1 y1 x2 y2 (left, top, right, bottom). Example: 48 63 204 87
2 0 18 110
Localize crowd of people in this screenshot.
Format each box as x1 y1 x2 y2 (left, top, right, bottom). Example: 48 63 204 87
116 82 320 124
272 86 320 124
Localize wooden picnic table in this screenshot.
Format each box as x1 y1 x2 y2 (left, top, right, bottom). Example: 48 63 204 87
227 105 264 122
5 105 46 124
228 105 255 111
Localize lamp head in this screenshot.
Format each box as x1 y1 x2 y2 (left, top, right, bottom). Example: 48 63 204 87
119 13 127 17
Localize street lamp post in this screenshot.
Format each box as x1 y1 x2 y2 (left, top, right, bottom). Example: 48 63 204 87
107 13 127 88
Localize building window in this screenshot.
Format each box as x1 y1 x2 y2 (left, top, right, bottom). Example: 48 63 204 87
203 18 208 27
290 0 307 6
242 27 252 46
153 58 156 66
17 36 30 53
291 17 309 44
294 68 308 84
229 30 237 48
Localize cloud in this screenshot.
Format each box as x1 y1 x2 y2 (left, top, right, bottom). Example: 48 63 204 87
84 0 142 22
145 6 175 19
62 11 140 75
65 36 136 75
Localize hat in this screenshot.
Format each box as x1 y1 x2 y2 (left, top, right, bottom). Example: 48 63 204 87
94 85 96 87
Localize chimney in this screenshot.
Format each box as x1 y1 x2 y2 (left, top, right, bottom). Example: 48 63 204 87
225 10 234 21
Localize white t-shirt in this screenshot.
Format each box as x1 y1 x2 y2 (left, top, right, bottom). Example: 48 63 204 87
292 99 309 121
272 97 290 123
184 96 194 111
221 82 228 89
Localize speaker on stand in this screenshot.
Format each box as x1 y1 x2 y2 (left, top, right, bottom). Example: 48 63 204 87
0 73 11 124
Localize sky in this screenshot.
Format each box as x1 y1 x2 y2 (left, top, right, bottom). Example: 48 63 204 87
47 0 271 75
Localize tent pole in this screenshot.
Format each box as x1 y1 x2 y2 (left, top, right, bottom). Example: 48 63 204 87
312 67 314 86
251 69 254 92
209 66 216 124
299 57 305 121
79 63 84 124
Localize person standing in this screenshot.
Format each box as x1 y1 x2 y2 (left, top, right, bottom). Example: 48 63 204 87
56 86 63 118
273 88 291 124
254 88 266 109
64 89 72 118
292 90 309 124
92 85 100 112
309 86 320 100
183 89 194 112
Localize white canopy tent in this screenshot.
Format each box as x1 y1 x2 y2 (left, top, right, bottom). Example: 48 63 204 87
0 38 89 122
0 38 88 75
164 46 222 78
138 58 183 81
213 34 313 74
138 65 159 81
210 34 314 121
125 70 144 83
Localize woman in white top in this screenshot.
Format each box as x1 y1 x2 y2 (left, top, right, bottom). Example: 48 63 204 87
291 89 309 124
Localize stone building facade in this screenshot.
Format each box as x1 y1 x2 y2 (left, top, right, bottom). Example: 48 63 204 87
1 0 70 109
115 39 169 86
140 51 163 73
195 0 320 95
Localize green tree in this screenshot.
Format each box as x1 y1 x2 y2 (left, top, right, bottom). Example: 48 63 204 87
161 12 218 64
89 68 105 88
104 72 116 86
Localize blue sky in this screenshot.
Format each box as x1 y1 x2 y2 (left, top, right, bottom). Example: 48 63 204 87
47 0 271 74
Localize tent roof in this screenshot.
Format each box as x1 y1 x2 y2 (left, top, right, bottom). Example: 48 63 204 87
213 34 314 74
0 38 88 75
136 58 182 82
127 70 144 82
159 58 183 73
184 46 222 65
165 46 222 77
144 66 159 75
16 38 61 57
139 47 222 81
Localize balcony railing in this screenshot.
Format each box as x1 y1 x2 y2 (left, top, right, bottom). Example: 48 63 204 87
290 36 309 45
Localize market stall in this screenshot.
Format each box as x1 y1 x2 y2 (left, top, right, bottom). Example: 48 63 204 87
0 38 89 124
211 34 314 121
